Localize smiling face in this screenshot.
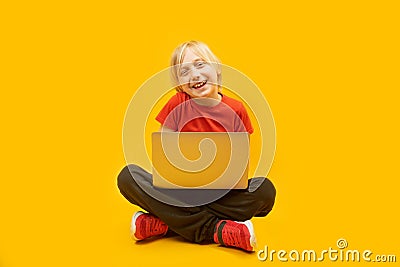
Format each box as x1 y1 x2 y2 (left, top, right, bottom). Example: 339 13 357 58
177 48 220 100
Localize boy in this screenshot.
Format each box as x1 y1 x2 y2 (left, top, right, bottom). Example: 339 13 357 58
117 41 276 252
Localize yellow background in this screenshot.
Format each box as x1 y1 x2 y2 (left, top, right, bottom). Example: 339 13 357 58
1 0 399 266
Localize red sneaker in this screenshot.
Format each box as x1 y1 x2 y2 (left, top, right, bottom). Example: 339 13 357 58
130 211 168 241
213 220 256 251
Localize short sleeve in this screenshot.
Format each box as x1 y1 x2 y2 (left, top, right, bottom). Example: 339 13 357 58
238 103 254 134
155 94 180 131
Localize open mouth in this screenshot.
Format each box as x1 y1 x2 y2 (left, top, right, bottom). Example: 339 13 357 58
192 80 207 89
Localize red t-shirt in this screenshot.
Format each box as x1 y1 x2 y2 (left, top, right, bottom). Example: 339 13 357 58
156 92 254 134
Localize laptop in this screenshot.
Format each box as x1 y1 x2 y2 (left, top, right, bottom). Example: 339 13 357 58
152 132 249 189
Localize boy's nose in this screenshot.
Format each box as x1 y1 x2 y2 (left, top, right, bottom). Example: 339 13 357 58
190 69 201 81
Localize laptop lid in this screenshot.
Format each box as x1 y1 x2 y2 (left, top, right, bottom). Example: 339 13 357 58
152 132 249 189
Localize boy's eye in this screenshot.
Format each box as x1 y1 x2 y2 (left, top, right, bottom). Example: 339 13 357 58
195 61 206 67
180 69 189 76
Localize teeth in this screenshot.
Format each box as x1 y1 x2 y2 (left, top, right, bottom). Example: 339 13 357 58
193 81 206 88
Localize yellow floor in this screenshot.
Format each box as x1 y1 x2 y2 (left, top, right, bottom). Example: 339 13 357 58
1 160 398 267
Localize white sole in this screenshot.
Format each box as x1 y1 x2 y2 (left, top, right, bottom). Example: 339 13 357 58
241 220 257 251
130 211 144 241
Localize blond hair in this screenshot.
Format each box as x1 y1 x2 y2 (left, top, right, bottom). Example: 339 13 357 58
170 40 222 92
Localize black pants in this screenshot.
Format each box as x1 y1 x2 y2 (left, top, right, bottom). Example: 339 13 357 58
117 164 276 244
